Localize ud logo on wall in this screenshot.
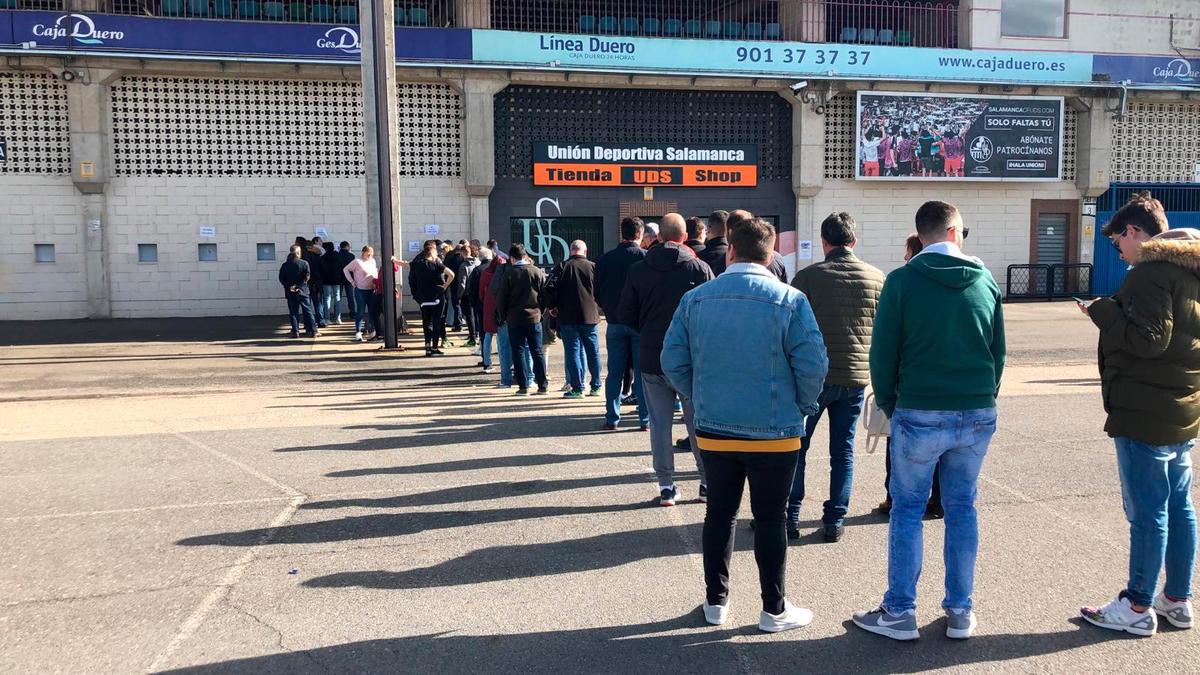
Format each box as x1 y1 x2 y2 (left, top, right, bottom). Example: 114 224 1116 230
0 138 7 163
855 92 1064 181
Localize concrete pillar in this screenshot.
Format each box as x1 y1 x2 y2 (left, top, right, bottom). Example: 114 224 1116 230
781 0 825 42
455 0 490 28
1074 97 1114 198
66 68 121 319
360 0 401 254
453 76 508 243
780 88 825 272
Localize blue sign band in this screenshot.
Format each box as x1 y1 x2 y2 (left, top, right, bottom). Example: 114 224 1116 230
1093 54 1200 87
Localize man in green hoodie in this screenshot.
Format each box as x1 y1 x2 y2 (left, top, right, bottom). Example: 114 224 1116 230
852 200 1005 642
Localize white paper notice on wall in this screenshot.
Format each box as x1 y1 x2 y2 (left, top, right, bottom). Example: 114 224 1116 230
199 226 216 238
798 240 813 260
408 241 420 253
314 227 328 238
87 219 101 233
424 224 439 235
1195 164 1200 183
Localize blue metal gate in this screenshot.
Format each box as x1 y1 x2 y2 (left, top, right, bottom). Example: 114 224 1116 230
1093 183 1200 296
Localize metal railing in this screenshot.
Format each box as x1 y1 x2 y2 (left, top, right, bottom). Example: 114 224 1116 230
3 0 959 45
1006 263 1092 301
485 0 958 46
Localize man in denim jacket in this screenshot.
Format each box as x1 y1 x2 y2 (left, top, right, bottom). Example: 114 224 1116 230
661 218 828 633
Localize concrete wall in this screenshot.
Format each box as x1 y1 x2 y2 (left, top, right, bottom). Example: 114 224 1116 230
0 176 87 320
965 0 1199 54
805 180 1085 277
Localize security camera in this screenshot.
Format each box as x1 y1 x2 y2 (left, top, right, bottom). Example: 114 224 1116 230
60 70 77 82
790 81 809 93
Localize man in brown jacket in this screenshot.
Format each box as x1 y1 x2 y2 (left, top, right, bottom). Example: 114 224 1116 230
1080 192 1199 637
787 212 884 542
496 243 549 395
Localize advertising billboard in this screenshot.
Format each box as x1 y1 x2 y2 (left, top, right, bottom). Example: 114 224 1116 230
855 92 1064 181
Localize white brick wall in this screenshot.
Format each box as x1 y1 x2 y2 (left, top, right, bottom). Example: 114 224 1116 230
104 176 468 318
805 180 1083 277
0 176 87 320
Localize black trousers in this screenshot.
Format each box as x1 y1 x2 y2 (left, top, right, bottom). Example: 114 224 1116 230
462 301 479 342
420 301 446 348
702 449 799 615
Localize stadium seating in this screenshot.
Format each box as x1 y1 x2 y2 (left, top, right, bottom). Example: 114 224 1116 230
336 4 357 23
262 1 285 20
705 20 721 38
236 0 259 18
743 22 762 39
578 15 597 32
897 30 913 45
622 17 638 35
286 1 307 21
724 21 741 38
662 18 681 36
598 16 618 33
878 28 895 44
859 27 877 43
212 0 234 16
161 0 186 16
642 17 661 35
187 0 210 17
309 2 333 22
764 22 782 39
409 7 428 25
393 7 407 24
683 19 701 37
840 26 858 42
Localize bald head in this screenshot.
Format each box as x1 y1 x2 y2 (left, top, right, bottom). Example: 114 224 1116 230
659 213 687 243
727 209 754 231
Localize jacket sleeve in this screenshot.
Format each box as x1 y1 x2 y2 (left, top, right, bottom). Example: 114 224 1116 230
1088 270 1175 359
343 260 356 286
786 294 829 416
617 268 642 330
299 260 310 285
279 263 288 288
869 277 902 417
790 268 809 296
991 294 1006 395
495 270 510 319
661 299 694 401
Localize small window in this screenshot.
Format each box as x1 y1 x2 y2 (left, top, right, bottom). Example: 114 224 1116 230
138 244 158 263
1001 0 1066 38
198 243 218 262
34 244 56 263
256 243 276 261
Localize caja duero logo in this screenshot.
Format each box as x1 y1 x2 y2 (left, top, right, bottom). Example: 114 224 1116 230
32 14 125 45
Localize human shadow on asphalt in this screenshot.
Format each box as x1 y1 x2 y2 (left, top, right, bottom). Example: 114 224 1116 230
176 502 651 547
276 413 620 453
325 450 646 477
162 615 1129 675
300 471 698 510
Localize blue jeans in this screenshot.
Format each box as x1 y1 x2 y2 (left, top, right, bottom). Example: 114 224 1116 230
604 323 647 426
788 384 866 527
497 324 533 388
353 288 374 333
285 293 316 335
508 321 547 390
1114 437 1196 605
322 285 342 322
884 407 996 614
561 323 601 392
482 331 496 368
345 285 357 315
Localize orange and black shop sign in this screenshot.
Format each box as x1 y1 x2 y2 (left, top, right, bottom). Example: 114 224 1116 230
532 143 758 187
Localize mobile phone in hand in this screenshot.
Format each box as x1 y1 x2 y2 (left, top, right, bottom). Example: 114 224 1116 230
1073 296 1097 309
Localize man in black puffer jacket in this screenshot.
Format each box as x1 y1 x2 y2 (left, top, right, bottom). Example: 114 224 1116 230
619 213 713 506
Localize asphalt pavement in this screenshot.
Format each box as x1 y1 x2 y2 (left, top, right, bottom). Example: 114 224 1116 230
0 303 1196 673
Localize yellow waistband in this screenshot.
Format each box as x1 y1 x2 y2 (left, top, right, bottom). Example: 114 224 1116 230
695 436 801 453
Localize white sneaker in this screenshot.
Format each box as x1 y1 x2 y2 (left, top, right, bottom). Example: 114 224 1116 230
759 599 813 633
470 348 482 356
482 367 497 374
1154 594 1194 629
560 382 573 392
1081 594 1157 637
334 318 343 325
703 602 729 626
354 332 363 342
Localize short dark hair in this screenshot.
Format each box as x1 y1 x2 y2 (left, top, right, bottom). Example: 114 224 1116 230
620 217 644 241
1103 190 1169 237
820 212 856 247
322 241 335 253
727 209 754 232
486 239 498 250
295 236 308 246
339 240 350 250
914 201 960 238
685 217 705 240
424 240 438 252
905 233 924 259
509 243 527 259
729 218 776 263
708 210 729 235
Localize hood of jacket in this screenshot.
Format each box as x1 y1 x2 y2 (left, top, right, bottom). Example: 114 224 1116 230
1138 228 1200 275
644 242 697 272
907 251 988 289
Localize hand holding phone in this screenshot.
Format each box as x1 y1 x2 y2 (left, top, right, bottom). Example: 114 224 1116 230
1074 296 1097 315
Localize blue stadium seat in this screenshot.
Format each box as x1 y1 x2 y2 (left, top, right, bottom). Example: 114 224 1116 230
598 16 618 33
859 27 877 43
705 20 722 38
311 2 334 22
161 0 186 16
642 17 660 35
724 21 742 38
409 7 428 25
237 0 259 18
212 0 234 16
683 19 701 36
286 1 307 21
187 0 210 16
621 17 638 34
0 0 16 8
765 22 782 39
393 6 407 24
897 29 912 45
336 4 357 23
662 18 681 36
877 28 895 44
579 15 596 32
262 1 285 20
840 26 858 42
743 22 762 39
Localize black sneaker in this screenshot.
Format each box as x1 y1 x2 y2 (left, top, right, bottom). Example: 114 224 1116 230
823 524 844 543
288 331 299 339
602 422 618 431
534 387 549 395
659 486 678 507
431 349 446 356
787 523 801 540
514 388 529 396
674 437 691 451
621 394 638 407
877 499 893 514
698 484 708 503
924 504 945 520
